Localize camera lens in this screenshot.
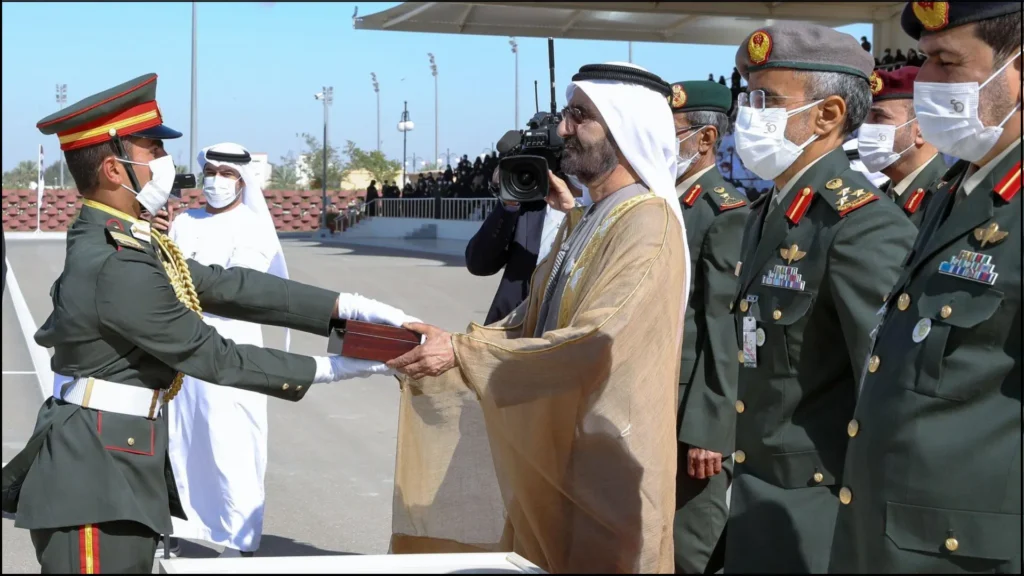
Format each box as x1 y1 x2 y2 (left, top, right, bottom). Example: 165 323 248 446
512 170 536 191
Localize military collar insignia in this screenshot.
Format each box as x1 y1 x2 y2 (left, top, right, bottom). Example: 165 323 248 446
912 2 950 32
939 249 998 286
748 30 772 66
130 220 152 244
785 186 814 224
869 72 883 96
780 243 806 265
682 184 702 207
904 188 927 214
974 222 1008 248
994 160 1021 202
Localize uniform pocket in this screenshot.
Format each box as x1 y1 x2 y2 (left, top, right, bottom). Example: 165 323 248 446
771 449 837 488
97 411 155 456
885 501 1021 561
914 289 1003 400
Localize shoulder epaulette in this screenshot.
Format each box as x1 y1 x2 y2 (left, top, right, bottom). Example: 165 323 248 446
707 185 748 213
994 161 1020 202
681 183 702 207
105 229 146 252
824 185 879 218
904 188 928 214
785 186 815 224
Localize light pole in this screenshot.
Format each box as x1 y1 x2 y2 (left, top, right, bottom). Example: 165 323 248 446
509 38 519 128
55 84 67 188
428 53 438 172
371 72 380 151
315 86 334 231
190 1 198 176
397 101 414 188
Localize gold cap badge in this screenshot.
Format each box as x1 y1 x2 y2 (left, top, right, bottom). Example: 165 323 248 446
913 2 950 32
671 84 687 109
869 72 883 96
748 30 773 66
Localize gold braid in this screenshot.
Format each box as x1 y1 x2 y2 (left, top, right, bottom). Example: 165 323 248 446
151 229 202 402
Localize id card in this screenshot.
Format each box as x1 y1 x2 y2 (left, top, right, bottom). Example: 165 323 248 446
742 316 758 368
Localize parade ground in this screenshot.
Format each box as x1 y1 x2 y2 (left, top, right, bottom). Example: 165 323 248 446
1 235 499 573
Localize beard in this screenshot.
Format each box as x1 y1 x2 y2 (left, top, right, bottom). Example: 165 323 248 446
561 132 619 184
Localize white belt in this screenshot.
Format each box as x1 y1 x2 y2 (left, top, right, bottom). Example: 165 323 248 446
53 373 164 420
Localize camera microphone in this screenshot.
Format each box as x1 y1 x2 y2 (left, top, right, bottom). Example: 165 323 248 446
496 130 523 155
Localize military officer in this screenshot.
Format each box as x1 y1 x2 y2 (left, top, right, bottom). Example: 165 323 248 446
668 80 747 575
724 23 918 573
0 73 411 573
857 65 946 228
830 2 1021 573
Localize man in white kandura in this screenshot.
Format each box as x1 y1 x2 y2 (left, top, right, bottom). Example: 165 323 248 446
165 142 292 557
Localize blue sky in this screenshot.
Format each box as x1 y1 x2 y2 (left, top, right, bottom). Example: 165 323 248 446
1 2 871 172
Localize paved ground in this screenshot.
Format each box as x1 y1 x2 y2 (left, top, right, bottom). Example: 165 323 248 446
2 235 499 573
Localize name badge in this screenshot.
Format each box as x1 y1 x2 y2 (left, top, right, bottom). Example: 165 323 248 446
742 316 758 368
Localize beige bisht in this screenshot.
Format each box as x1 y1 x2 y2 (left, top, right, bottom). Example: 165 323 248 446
391 192 687 574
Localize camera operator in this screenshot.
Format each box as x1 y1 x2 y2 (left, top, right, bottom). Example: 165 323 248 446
464 166 568 324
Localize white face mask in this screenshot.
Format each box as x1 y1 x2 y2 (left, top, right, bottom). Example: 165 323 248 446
735 100 822 181
913 54 1022 163
119 155 177 215
675 127 705 180
202 175 240 208
857 118 918 173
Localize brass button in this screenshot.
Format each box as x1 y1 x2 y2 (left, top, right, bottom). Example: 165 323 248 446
944 537 959 552
847 419 860 438
801 187 812 197
282 383 290 390
773 309 782 320
734 450 746 464
296 385 303 392
127 437 135 446
940 305 952 319
839 487 852 505
729 301 734 311
735 400 745 414
813 472 824 483
868 355 880 373
738 350 745 363
897 293 911 311
740 300 750 312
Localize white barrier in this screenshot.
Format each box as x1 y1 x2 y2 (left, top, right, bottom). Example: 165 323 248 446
158 552 546 574
361 198 498 221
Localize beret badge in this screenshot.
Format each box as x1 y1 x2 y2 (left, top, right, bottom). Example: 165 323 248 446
748 30 773 66
671 84 687 109
869 72 884 96
912 2 950 32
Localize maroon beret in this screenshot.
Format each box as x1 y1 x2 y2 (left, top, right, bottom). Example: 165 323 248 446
869 66 920 102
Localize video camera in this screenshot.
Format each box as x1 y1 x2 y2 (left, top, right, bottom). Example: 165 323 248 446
495 111 565 203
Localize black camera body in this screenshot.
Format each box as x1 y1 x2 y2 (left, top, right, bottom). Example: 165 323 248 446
497 111 565 203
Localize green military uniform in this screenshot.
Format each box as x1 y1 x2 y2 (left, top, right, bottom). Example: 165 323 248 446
669 80 748 575
830 2 1022 572
886 154 945 228
1 74 337 574
724 24 919 574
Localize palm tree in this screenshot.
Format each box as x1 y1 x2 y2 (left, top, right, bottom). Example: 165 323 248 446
2 160 39 188
269 163 299 190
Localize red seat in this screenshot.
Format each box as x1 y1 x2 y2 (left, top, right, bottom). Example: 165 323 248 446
271 207 284 216
45 218 61 230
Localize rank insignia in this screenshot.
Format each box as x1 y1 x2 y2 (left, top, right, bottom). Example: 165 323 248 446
825 178 843 190
836 187 878 217
785 187 813 224
715 187 747 211
938 250 998 285
682 184 702 207
130 221 152 243
994 161 1021 202
912 2 950 32
762 264 806 291
904 188 927 214
973 222 1008 248
780 244 806 265
748 30 772 65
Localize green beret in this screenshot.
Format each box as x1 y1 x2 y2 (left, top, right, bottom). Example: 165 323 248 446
901 2 1021 40
735 22 875 81
668 81 732 114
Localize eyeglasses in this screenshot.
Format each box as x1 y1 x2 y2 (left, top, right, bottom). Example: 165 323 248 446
675 125 707 137
561 105 593 127
738 89 816 111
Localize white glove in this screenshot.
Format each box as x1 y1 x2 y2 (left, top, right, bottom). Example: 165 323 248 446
313 355 394 383
336 293 420 328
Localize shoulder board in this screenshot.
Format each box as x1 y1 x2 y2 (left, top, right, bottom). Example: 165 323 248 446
994 160 1021 203
105 229 146 252
681 183 703 207
903 188 929 214
822 184 880 218
706 185 748 213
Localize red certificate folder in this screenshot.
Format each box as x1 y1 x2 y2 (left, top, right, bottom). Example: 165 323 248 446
327 319 422 363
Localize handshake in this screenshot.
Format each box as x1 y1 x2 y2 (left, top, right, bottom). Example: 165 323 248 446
318 293 457 383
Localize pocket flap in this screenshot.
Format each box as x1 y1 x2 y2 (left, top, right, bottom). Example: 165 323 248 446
917 289 1003 329
885 501 1021 560
97 411 155 456
771 449 836 488
757 290 814 327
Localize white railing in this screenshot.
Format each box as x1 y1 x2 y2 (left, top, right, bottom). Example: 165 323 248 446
441 198 498 221
361 198 498 221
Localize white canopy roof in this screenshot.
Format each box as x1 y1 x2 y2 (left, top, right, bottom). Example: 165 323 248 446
354 2 909 51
